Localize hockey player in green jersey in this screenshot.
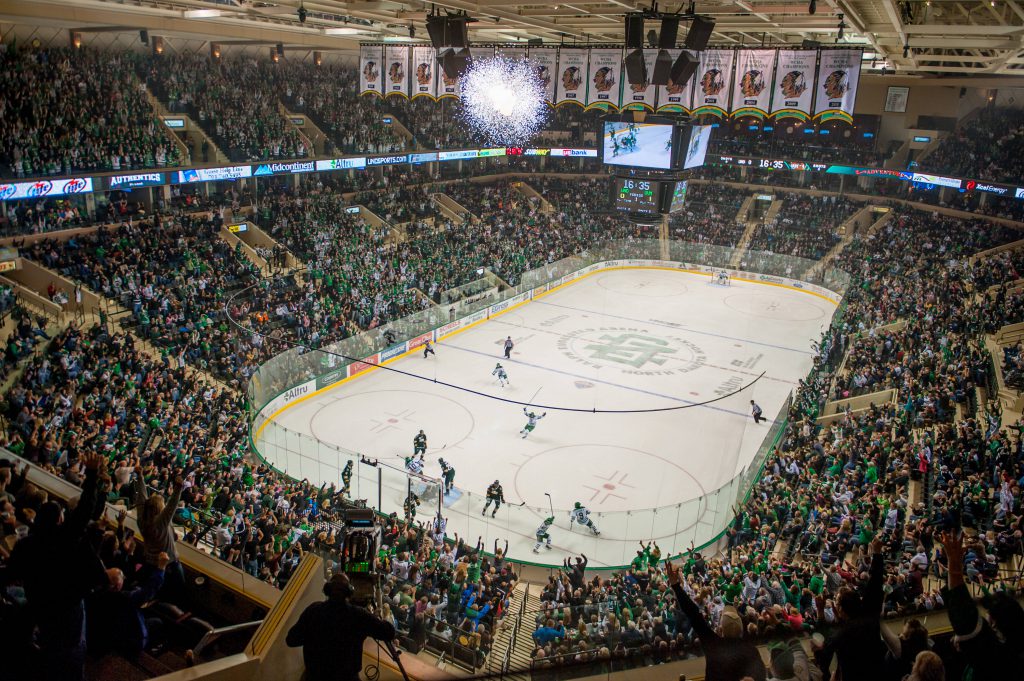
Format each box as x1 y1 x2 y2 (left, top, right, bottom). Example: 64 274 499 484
482 480 505 517
413 429 427 455
533 517 555 553
520 407 547 439
569 502 600 535
341 459 353 496
439 458 456 495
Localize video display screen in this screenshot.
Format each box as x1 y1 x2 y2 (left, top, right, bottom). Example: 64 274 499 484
683 125 712 170
668 180 688 213
614 177 659 213
602 121 674 170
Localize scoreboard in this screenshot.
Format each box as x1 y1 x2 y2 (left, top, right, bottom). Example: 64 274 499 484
614 177 659 214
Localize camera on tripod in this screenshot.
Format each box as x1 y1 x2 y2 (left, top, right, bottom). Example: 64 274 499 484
338 508 382 605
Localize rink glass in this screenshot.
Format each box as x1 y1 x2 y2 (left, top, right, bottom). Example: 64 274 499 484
246 239 848 569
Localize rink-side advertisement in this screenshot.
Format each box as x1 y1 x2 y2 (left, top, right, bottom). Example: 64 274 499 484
555 48 588 107
769 50 818 121
692 49 736 117
585 48 623 111
384 45 410 98
655 49 692 113
813 48 863 123
622 49 659 111
528 47 558 105
411 46 437 100
359 45 383 96
730 49 776 119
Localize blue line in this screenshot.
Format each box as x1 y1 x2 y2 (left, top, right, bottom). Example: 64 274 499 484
534 300 815 355
442 341 767 422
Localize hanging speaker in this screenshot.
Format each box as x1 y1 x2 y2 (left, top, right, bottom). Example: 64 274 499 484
625 15 645 50
140 30 149 45
684 17 714 50
670 51 699 88
658 18 679 49
624 49 647 85
651 49 674 86
426 15 447 48
276 42 284 56
441 48 471 80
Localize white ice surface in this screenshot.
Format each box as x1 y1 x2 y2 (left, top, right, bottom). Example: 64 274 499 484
261 269 836 567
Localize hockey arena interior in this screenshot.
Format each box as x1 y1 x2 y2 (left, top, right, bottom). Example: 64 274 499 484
1 2 1024 681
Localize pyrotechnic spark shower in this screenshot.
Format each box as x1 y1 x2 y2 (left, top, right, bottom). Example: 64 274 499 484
458 55 550 146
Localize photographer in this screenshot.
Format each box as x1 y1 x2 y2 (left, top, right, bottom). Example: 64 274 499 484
287 573 397 681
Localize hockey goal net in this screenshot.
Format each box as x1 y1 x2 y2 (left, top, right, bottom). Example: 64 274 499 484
708 270 732 286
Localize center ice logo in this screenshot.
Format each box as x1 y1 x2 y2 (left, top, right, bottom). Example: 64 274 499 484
583 332 675 369
558 327 705 376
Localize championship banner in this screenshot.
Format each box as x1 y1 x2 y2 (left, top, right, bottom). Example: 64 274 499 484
622 49 658 110
555 48 588 106
384 45 409 98
692 49 735 117
411 46 437 99
359 45 383 96
655 49 691 113
770 50 817 121
813 48 862 123
438 62 461 99
528 47 558 105
730 49 776 119
586 48 622 110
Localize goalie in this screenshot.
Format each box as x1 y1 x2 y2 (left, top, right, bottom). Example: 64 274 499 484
569 502 601 536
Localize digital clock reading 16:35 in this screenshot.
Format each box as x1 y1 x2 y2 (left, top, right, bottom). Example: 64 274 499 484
614 177 659 213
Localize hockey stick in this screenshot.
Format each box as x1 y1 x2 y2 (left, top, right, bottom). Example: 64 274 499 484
544 492 554 518
527 386 543 408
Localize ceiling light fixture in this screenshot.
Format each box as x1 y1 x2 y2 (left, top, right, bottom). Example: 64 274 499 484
836 14 846 41
298 1 307 23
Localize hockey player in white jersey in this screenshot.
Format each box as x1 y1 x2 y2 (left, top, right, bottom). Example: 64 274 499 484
532 516 555 553
492 363 509 388
520 407 547 438
569 502 601 535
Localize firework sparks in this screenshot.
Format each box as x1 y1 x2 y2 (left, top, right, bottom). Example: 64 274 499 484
458 55 550 147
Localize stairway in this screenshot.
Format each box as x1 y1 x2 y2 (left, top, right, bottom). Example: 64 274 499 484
486 581 539 680
142 87 229 164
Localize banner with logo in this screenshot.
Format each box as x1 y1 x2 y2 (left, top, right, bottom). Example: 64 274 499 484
813 48 862 123
555 48 588 107
0 177 94 202
730 49 776 119
621 49 658 110
360 45 384 96
528 47 558 105
770 50 817 121
655 49 692 113
411 46 437 100
692 49 735 117
438 62 461 99
586 48 622 110
384 45 410 98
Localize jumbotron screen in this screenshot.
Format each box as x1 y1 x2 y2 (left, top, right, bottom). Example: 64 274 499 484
613 177 659 213
602 121 674 170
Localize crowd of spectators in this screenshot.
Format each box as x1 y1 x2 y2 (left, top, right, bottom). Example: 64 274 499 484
747 193 856 261
276 61 408 155
922 106 1024 184
670 183 752 247
0 46 184 178
2 157 1024 681
137 53 308 162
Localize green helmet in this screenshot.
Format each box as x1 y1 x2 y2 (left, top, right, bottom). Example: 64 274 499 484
545 516 555 523
574 502 582 509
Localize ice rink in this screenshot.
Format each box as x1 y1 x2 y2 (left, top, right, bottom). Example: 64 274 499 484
260 268 837 566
